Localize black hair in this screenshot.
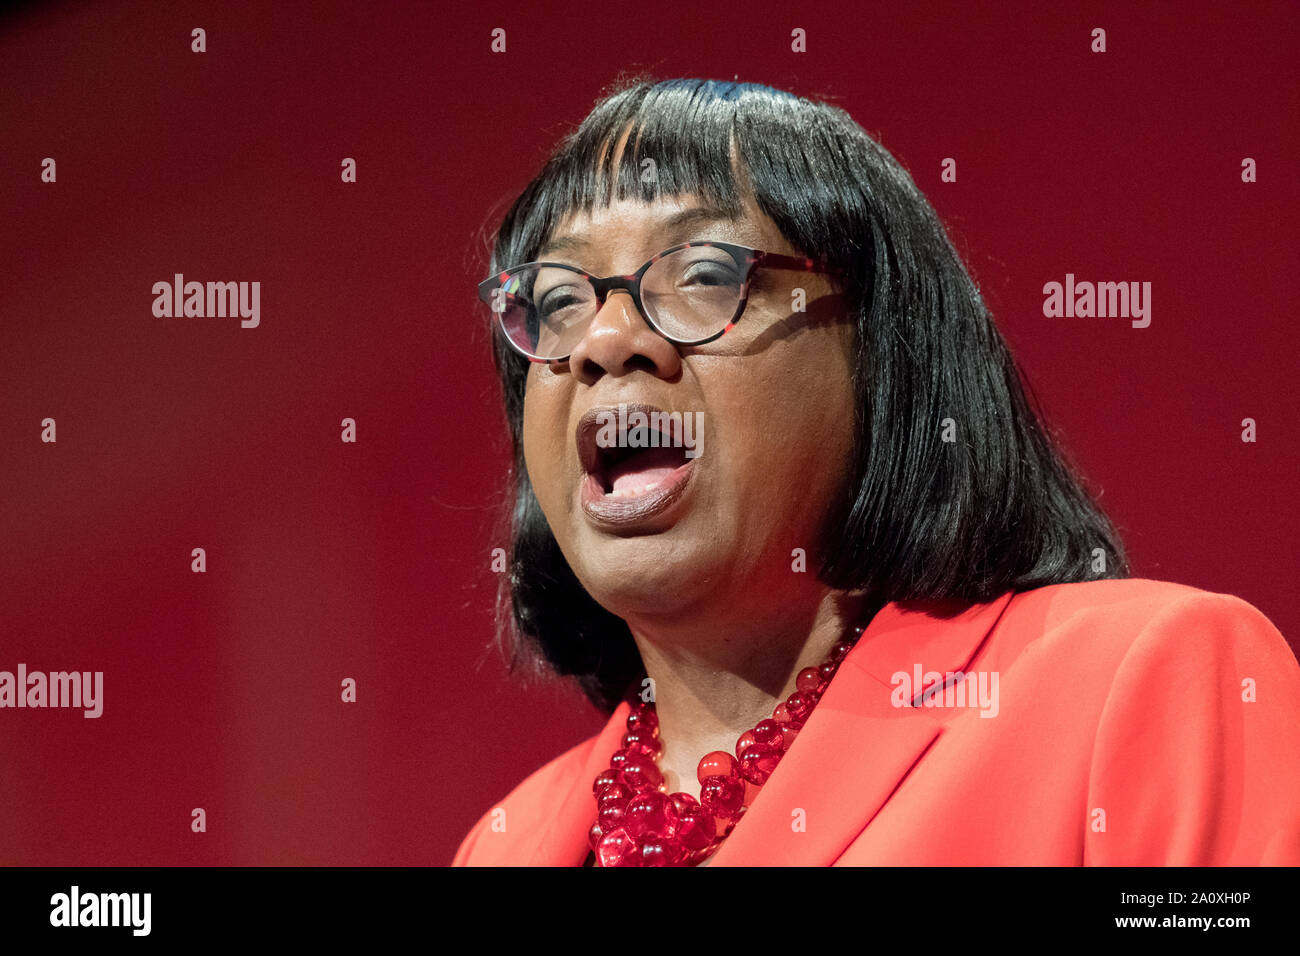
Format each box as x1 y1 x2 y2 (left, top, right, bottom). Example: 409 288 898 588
476 75 1130 715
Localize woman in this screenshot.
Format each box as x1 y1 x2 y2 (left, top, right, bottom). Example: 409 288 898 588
454 77 1300 866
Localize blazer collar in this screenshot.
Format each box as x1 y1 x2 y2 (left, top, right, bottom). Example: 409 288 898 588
525 590 1016 866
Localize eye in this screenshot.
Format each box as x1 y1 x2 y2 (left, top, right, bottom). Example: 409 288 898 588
538 286 581 314
684 264 735 283
679 261 742 288
536 284 595 325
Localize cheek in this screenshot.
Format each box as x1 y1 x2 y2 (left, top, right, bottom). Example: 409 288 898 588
721 340 856 513
521 376 568 508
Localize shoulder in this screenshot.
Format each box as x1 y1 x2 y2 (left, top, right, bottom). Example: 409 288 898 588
996 577 1295 672
1008 576 1300 713
1004 575 1273 627
1007 580 1300 864
985 579 1300 863
974 577 1300 740
451 727 602 866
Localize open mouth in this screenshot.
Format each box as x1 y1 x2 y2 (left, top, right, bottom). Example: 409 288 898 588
575 404 700 524
594 430 691 497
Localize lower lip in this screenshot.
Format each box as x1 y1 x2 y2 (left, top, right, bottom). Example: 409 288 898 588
580 460 696 528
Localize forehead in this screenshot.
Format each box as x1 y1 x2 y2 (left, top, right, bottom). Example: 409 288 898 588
539 193 784 267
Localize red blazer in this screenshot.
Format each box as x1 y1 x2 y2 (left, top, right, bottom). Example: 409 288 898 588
453 578 1300 865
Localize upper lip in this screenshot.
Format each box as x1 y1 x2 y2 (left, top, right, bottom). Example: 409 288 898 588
575 401 689 484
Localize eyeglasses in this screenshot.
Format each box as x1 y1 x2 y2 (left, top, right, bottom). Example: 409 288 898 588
477 241 837 362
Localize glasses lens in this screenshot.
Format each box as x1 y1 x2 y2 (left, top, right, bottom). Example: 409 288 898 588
487 246 748 358
642 245 745 341
491 265 596 359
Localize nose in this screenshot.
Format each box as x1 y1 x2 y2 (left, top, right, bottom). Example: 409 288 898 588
565 289 683 385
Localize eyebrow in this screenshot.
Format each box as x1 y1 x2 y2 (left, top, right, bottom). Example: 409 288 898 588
538 205 742 259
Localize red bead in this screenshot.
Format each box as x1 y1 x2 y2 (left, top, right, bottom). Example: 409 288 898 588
596 782 630 806
786 692 813 721
640 840 685 866
734 730 758 760
796 667 822 693
597 801 625 831
620 754 663 792
696 750 737 783
674 805 717 850
621 728 663 757
739 742 782 784
625 791 678 840
700 775 746 820
597 828 640 867
586 630 861 864
626 708 658 735
670 792 700 814
752 719 784 749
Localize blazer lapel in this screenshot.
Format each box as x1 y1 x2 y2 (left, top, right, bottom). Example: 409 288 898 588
523 699 633 865
709 591 1015 866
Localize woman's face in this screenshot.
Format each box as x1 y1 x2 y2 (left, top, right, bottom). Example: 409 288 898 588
521 190 858 623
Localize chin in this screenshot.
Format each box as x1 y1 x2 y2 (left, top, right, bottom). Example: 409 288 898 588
571 534 720 619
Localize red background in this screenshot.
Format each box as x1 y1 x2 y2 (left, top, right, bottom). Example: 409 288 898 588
0 0 1295 865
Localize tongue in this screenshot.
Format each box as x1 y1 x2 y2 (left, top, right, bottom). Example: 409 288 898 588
608 446 685 493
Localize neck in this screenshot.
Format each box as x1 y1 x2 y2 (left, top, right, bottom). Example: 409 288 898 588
623 586 882 798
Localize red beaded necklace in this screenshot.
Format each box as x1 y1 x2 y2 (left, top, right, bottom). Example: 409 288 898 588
588 623 865 866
